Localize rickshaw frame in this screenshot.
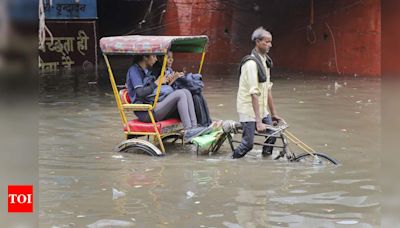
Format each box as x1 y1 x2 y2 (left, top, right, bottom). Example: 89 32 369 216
100 35 209 154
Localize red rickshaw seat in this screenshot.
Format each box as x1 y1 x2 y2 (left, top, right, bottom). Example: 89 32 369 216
124 118 183 134
120 89 183 134
120 89 131 104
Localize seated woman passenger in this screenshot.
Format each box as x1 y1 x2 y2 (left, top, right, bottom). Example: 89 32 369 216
152 51 213 127
126 54 205 141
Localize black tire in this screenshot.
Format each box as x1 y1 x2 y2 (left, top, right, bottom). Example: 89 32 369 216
294 152 339 165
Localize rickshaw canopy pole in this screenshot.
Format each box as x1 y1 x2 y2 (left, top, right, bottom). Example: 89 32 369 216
152 54 168 110
198 51 206 74
103 54 128 126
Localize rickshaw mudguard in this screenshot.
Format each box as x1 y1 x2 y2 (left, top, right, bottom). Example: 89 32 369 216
114 139 164 156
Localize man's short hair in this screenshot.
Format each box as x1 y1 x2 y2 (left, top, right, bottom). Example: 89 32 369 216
251 27 272 42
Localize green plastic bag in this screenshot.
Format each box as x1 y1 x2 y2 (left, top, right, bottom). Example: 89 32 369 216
191 129 223 150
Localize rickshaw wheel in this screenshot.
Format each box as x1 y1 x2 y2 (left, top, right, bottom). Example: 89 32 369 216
114 139 164 157
294 152 339 165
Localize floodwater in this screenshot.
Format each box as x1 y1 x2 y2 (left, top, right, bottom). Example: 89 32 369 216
39 71 380 227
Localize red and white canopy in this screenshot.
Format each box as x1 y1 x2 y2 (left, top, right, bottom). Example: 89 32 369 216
100 35 208 55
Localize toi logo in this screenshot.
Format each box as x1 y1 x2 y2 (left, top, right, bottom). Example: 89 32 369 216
8 185 33 213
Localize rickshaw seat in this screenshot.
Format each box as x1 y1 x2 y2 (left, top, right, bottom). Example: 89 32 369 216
119 89 183 134
124 119 183 134
120 89 132 104
119 89 152 111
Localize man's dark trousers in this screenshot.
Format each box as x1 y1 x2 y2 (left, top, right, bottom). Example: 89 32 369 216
232 115 276 158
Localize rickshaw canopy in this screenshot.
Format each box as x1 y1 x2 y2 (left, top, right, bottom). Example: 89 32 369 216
100 35 209 55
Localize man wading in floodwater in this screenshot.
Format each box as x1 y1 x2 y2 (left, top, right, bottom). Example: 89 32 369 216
233 27 284 159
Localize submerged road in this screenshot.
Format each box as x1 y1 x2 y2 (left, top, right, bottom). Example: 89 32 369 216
39 71 380 227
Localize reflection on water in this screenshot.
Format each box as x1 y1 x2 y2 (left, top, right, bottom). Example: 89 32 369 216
39 71 380 227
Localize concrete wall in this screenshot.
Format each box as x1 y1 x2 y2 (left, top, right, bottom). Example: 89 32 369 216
162 0 382 77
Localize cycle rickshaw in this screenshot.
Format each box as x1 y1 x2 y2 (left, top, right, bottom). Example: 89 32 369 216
100 35 338 166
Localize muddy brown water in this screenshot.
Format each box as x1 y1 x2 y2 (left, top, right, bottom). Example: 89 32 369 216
39 72 380 227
